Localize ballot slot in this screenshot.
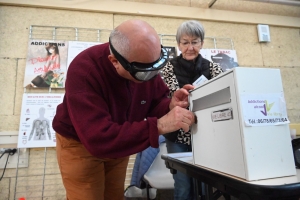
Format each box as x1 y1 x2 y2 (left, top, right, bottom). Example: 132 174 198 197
192 87 231 112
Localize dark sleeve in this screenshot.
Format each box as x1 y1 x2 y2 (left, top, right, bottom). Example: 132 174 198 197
146 74 172 118
65 89 165 158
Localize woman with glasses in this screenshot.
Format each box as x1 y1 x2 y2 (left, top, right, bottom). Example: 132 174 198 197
162 20 223 200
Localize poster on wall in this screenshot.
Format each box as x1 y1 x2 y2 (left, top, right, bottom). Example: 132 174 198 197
205 49 239 72
67 41 101 67
17 93 64 148
23 40 68 88
162 46 177 61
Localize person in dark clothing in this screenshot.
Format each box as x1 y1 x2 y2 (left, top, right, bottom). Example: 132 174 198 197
162 20 223 200
52 19 196 200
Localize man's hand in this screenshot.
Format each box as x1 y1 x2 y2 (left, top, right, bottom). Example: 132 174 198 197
157 106 196 134
169 84 194 110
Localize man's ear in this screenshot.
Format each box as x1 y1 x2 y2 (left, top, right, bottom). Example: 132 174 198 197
108 55 119 69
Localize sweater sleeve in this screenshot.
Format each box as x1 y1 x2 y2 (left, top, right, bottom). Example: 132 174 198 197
65 90 163 158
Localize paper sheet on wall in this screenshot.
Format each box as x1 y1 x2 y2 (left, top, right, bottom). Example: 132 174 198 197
241 93 290 127
67 41 101 67
18 93 64 148
205 49 239 72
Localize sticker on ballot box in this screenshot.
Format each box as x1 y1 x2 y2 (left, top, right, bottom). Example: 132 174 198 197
241 93 290 126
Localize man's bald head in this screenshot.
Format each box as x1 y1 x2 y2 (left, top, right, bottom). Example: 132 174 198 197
109 19 161 63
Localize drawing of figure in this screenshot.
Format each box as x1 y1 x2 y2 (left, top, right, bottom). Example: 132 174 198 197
30 43 61 87
42 43 60 76
28 107 52 141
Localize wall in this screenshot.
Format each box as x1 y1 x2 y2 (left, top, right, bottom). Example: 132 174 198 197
0 1 299 199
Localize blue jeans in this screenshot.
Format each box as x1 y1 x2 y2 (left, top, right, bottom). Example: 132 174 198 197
165 139 193 200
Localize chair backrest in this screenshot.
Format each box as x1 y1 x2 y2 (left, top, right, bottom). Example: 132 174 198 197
143 142 174 189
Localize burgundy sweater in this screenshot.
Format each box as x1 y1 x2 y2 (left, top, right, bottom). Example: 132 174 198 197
52 43 171 158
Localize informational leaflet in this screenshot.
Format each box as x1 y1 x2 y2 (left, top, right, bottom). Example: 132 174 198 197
67 41 101 67
18 93 64 148
241 93 290 127
23 40 68 88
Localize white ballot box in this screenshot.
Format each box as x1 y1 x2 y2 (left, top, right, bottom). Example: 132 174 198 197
189 67 296 181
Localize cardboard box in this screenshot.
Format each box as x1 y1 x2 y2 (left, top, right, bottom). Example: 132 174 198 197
189 67 296 181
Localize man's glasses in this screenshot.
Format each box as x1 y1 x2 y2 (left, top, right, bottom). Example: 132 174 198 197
109 38 168 81
180 40 202 48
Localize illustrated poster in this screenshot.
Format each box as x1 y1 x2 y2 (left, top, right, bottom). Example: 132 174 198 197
18 93 64 148
162 46 177 61
67 41 101 67
23 40 68 88
205 49 239 72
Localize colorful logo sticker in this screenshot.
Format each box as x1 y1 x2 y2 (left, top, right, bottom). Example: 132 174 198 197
242 93 289 127
260 101 275 116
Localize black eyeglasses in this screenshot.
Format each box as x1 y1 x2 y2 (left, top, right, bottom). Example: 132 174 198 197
109 38 168 81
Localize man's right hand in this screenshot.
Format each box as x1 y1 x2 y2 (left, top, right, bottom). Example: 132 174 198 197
157 106 196 134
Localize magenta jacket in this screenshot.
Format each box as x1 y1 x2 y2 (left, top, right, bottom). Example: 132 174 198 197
52 43 171 158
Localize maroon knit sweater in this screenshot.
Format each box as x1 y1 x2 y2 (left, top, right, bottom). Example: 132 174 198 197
52 43 171 158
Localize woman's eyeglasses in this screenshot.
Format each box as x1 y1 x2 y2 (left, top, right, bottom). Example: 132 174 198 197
180 41 202 48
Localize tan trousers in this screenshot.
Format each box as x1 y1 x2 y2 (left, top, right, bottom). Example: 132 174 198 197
56 133 129 200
